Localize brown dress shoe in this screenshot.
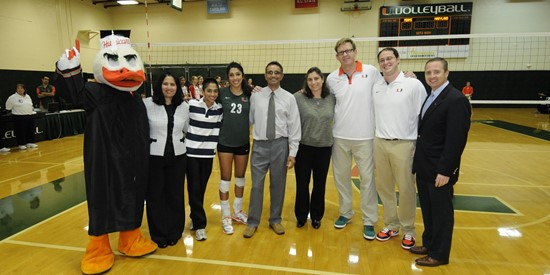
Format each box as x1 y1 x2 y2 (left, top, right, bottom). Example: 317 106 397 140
243 226 257 238
414 255 430 263
415 256 449 267
410 246 429 255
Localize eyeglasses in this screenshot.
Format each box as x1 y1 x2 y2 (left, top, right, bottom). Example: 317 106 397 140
337 48 355 56
266 70 282 75
378 56 395 64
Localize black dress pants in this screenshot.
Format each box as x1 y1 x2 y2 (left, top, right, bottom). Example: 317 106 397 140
186 157 213 230
416 176 455 262
146 154 187 244
13 115 35 146
294 144 332 223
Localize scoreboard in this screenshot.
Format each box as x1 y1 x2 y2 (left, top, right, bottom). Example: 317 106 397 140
379 2 472 48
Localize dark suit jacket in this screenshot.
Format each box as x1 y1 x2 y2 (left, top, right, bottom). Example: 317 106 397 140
412 83 471 184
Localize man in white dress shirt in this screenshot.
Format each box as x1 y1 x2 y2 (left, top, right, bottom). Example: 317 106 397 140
244 61 301 238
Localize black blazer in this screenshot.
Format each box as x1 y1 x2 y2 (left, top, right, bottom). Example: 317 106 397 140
412 83 471 184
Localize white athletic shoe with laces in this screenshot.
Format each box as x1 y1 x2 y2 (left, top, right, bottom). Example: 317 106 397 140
18 145 27 150
222 216 234 235
195 229 207 241
0 147 10 153
26 143 38 148
232 210 248 224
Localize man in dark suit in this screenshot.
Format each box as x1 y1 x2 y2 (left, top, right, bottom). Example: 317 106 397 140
410 57 471 267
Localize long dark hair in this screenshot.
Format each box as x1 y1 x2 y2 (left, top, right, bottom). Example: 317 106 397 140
303 67 330 99
152 72 183 106
226 62 252 97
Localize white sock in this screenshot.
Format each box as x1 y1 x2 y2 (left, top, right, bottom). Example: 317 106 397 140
233 197 243 213
220 200 230 217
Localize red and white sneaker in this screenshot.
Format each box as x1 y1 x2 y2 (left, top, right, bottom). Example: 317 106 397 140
232 210 248 224
375 228 399 241
222 216 234 235
401 234 416 250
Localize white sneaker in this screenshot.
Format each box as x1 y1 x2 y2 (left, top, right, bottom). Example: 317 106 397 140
0 147 10 153
18 145 27 150
26 143 38 148
232 210 248 224
222 216 234 235
195 229 207 241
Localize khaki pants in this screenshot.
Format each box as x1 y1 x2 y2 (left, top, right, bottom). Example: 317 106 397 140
332 138 378 225
374 137 417 237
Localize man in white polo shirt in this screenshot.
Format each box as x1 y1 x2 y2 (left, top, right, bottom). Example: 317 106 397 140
326 38 383 240
372 48 427 250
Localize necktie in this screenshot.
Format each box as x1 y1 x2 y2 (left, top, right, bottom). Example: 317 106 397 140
421 93 435 118
266 92 276 140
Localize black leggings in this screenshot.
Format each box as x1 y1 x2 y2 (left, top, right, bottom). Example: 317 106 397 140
13 115 35 146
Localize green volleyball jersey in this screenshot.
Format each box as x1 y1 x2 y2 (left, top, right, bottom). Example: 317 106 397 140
218 87 250 147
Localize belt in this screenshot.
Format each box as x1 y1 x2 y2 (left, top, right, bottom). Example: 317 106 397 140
382 138 400 141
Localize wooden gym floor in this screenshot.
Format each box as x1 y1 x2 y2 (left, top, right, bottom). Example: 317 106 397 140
0 108 549 274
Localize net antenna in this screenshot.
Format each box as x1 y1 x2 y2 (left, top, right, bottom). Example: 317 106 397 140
143 0 154 95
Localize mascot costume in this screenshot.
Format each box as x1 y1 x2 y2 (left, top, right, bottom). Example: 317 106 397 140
56 34 157 274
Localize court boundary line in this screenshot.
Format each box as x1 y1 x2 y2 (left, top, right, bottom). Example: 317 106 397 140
2 239 353 275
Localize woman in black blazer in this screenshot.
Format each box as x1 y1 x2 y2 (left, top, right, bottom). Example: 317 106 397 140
144 72 189 248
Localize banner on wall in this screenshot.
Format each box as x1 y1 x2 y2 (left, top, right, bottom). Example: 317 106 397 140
295 0 318 8
207 0 228 14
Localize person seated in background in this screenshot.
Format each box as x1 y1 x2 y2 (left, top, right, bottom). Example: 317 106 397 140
6 84 38 150
462 81 473 100
179 76 191 101
189 75 202 99
36 76 56 111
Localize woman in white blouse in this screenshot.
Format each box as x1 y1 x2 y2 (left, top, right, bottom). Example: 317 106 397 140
144 72 189 248
5 84 37 150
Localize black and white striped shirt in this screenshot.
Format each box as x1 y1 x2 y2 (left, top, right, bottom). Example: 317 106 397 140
186 98 223 158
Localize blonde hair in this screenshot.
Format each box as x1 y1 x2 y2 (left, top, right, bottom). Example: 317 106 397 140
334 38 356 53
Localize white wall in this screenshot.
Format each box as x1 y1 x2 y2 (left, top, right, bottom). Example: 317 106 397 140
109 0 550 44
0 0 549 72
0 0 112 71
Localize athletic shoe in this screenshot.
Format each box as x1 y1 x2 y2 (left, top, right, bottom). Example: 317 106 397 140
363 225 375 240
195 229 207 241
18 145 27 150
376 228 400 241
334 216 351 229
232 210 248 224
222 216 234 235
0 147 10 153
401 234 416 250
26 143 38 148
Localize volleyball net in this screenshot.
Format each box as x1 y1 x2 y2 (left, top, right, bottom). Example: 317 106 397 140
133 32 550 107
133 32 550 74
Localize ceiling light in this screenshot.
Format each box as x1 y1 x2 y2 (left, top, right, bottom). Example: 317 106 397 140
117 0 139 5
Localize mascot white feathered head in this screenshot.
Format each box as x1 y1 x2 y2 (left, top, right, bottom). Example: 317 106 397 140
92 34 146 92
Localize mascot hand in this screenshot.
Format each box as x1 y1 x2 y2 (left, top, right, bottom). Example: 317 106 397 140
57 47 81 71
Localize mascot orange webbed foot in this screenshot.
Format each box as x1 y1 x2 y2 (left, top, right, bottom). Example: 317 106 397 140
81 235 114 275
118 228 158 257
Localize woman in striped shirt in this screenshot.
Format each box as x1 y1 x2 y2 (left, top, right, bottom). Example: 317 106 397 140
186 78 223 241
